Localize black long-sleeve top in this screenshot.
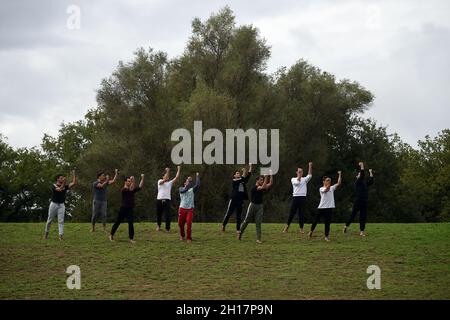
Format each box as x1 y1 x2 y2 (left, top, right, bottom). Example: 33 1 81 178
230 172 251 202
355 169 374 202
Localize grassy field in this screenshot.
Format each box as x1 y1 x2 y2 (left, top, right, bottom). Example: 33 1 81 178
0 222 449 300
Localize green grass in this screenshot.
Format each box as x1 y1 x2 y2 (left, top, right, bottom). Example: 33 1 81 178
0 222 449 300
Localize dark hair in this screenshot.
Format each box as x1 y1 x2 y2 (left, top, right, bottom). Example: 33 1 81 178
255 175 264 182
124 176 131 181
55 174 65 181
97 171 105 178
323 176 330 182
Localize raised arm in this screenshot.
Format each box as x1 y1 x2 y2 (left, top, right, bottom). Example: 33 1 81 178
193 173 201 193
139 174 145 189
334 171 342 188
258 170 273 191
108 169 119 185
242 163 252 183
367 169 374 186
308 162 313 176
265 173 273 190
257 175 269 190
129 176 136 191
68 170 76 189
171 166 181 184
358 162 365 179
159 168 169 185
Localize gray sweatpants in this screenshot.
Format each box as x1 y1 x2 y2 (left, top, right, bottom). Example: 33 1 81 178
91 200 107 225
240 202 263 241
45 202 65 235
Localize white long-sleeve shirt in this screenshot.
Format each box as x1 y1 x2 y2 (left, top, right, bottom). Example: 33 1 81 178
291 174 312 197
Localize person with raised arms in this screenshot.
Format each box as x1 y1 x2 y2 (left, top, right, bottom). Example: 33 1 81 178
283 162 313 234
109 174 144 244
44 170 76 241
343 162 374 237
308 171 342 242
91 169 119 232
156 166 181 232
238 171 273 244
178 172 201 243
221 163 252 233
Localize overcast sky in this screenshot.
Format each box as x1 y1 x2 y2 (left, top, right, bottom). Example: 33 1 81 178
1 0 449 149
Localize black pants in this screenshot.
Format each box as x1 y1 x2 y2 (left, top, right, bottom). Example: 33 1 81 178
222 199 243 231
287 196 307 228
311 208 332 237
111 206 135 239
346 201 368 231
156 199 171 231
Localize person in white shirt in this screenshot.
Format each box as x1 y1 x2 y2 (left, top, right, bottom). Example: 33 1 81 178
283 162 313 233
308 171 342 242
156 166 180 232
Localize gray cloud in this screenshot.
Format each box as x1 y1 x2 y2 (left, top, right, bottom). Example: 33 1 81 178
0 0 449 149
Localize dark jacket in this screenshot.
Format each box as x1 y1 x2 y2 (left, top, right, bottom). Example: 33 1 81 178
355 169 374 202
230 172 252 202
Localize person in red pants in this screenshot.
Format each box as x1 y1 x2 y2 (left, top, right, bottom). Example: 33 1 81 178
178 172 200 243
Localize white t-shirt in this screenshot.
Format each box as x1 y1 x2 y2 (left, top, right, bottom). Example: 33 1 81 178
157 179 174 200
317 185 337 209
291 174 312 197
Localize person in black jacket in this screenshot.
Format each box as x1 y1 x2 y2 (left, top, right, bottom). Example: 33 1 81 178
221 163 252 233
343 162 374 237
109 174 144 244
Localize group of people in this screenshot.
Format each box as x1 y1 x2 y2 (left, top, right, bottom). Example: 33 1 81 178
43 162 374 244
